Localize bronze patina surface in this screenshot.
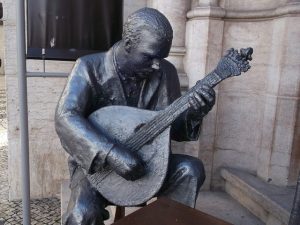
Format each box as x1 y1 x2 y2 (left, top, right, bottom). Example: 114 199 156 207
55 7 252 225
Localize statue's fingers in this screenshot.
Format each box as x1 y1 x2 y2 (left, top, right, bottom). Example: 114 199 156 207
189 96 201 110
195 93 206 107
196 86 215 99
197 89 214 106
205 92 215 107
208 89 215 99
199 86 216 98
198 84 210 91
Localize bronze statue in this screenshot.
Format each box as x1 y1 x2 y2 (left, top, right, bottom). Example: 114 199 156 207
55 7 252 225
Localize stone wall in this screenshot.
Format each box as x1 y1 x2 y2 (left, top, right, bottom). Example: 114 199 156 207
4 0 300 199
185 0 300 189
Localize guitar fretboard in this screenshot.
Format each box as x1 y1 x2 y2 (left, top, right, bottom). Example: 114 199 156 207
124 70 223 151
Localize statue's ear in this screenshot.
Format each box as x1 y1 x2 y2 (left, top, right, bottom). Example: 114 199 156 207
124 38 132 53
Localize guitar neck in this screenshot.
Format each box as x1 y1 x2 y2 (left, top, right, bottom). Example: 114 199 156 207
124 70 224 151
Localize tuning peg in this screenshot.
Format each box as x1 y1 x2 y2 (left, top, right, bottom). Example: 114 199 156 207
240 48 253 61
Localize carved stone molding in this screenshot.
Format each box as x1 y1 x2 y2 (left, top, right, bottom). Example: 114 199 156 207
187 6 225 19
187 2 300 20
198 0 219 7
169 46 186 56
288 0 300 3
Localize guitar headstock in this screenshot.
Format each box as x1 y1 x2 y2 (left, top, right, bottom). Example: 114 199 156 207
215 47 253 80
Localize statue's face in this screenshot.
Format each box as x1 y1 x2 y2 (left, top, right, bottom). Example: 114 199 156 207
127 29 172 78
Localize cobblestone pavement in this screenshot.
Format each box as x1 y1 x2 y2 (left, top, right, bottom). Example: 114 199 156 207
0 84 61 225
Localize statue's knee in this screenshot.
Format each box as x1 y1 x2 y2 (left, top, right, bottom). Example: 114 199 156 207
63 210 85 225
64 206 105 225
63 178 107 225
180 157 206 185
195 160 206 186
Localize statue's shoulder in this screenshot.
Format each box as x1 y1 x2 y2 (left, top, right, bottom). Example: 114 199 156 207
76 52 106 68
70 52 107 82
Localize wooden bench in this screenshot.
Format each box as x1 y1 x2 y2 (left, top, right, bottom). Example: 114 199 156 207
112 198 233 225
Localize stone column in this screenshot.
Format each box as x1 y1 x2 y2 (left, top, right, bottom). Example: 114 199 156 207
147 0 191 88
286 0 300 187
257 0 300 186
185 0 225 86
184 0 225 190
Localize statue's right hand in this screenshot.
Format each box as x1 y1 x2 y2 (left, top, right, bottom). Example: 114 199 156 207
106 145 145 181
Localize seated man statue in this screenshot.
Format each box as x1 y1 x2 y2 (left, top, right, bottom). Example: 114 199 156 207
55 8 215 225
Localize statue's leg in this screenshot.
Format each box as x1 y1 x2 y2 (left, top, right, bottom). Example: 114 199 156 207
157 154 205 208
63 165 110 225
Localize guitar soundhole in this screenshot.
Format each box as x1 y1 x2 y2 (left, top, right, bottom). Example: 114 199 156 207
134 123 146 133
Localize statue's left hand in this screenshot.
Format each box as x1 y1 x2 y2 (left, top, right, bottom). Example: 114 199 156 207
187 84 215 119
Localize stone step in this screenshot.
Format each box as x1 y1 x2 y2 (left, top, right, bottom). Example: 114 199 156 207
196 191 264 225
221 168 295 225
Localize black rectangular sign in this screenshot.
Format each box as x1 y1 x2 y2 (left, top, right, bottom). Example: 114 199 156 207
27 0 123 60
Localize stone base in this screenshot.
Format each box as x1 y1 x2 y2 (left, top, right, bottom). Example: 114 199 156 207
196 191 264 225
221 168 295 225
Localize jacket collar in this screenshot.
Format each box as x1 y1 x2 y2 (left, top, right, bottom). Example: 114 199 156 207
103 43 162 108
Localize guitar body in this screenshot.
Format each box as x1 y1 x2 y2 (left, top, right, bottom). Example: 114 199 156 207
87 106 171 206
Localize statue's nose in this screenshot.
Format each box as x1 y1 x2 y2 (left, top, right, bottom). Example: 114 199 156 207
151 59 160 70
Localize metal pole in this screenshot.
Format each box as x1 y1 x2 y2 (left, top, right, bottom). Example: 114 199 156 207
289 173 300 225
26 72 69 77
16 0 31 224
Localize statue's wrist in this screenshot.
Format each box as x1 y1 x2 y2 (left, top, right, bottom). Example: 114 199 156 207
187 109 203 122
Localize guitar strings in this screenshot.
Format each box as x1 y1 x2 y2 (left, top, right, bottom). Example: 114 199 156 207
125 71 222 150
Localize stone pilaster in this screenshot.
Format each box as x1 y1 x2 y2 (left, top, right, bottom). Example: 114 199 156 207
123 0 147 21
184 1 225 190
258 1 300 186
185 3 225 86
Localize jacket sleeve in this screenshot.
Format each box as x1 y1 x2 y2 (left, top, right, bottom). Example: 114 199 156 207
55 59 113 174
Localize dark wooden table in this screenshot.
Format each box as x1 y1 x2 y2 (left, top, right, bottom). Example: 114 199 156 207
112 198 233 225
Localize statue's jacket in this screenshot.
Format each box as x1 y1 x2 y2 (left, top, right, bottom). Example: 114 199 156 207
55 47 202 185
